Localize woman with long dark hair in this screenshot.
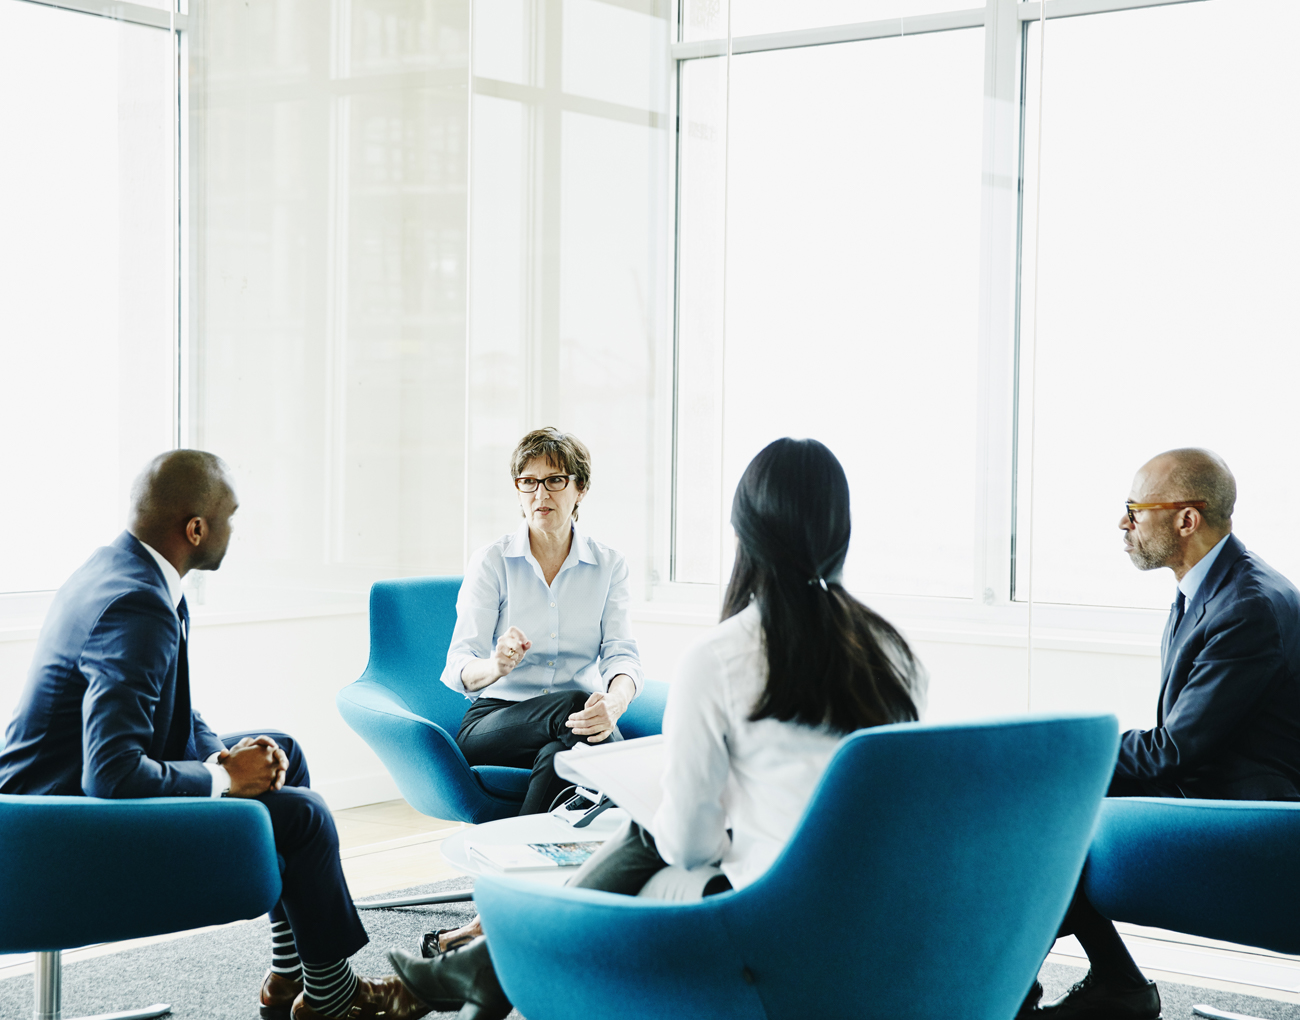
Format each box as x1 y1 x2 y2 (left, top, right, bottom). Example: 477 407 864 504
383 438 927 1018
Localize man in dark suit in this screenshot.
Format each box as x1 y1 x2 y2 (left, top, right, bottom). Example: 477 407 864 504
0 451 430 1020
1032 448 1300 1020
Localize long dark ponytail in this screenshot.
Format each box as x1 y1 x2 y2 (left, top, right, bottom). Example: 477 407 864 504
723 438 921 733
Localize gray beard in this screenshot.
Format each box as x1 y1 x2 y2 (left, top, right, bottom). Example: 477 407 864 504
1128 524 1178 571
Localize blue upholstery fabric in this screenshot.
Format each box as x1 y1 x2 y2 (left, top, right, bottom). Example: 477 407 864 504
336 576 669 824
1084 797 1300 955
474 714 1119 1020
618 676 667 740
0 794 281 953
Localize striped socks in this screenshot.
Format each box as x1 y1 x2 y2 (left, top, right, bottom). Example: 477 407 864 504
270 920 302 983
301 958 360 1018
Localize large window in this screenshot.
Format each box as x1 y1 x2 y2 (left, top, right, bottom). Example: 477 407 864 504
0 1 177 596
673 27 985 596
1015 0 1300 610
671 0 1300 624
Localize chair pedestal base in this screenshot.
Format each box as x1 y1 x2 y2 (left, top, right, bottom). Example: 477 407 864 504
355 890 474 909
33 950 170 1020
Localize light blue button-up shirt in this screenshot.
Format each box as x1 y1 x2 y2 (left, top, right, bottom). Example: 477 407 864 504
441 522 644 702
1178 532 1232 605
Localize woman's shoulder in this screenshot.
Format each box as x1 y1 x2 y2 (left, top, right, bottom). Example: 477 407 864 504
465 531 521 576
571 528 625 568
679 604 762 676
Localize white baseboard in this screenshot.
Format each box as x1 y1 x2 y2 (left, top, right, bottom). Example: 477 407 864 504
314 771 402 811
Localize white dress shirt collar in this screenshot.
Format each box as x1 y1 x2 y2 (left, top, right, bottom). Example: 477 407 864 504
137 538 184 612
1178 532 1232 606
504 520 598 571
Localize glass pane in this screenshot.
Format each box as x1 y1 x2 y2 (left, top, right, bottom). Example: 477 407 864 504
563 0 668 113
467 93 529 552
675 28 985 597
681 0 728 43
0 2 174 594
672 57 728 583
559 111 667 597
1017 1 1300 609
193 0 469 599
473 0 534 85
732 0 976 37
350 0 469 75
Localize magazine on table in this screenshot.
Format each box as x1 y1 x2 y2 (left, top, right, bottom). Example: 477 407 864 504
554 734 666 833
467 840 606 873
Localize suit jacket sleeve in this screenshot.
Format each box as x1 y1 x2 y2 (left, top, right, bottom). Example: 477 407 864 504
78 590 213 798
1115 593 1285 785
191 711 226 761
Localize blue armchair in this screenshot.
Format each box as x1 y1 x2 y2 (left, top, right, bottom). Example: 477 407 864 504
0 794 281 1020
1084 796 1300 954
337 576 668 908
473 714 1120 1020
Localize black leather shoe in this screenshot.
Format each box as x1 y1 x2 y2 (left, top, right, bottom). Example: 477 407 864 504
388 937 512 1020
1016 980 1044 1017
1036 971 1161 1020
421 927 476 958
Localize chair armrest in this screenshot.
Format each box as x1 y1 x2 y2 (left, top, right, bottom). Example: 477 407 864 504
0 795 281 953
337 681 518 824
1084 797 1300 955
619 678 668 740
473 876 761 1020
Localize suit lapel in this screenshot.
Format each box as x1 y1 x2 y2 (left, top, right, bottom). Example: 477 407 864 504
114 532 191 761
1158 534 1246 721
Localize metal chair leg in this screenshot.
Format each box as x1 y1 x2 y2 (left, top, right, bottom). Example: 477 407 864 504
1193 1006 1267 1020
33 950 170 1020
355 890 474 909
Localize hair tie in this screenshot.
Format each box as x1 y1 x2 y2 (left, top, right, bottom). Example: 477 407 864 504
808 577 829 591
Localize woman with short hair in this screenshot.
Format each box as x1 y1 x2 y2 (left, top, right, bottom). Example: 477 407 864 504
443 426 642 816
389 437 927 1018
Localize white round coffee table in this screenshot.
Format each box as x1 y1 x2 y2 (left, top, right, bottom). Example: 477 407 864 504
442 807 629 886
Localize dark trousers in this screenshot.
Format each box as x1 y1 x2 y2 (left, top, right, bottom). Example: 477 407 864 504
456 692 622 815
219 730 368 965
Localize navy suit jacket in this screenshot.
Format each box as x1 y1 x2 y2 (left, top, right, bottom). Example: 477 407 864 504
1114 534 1300 800
0 531 225 797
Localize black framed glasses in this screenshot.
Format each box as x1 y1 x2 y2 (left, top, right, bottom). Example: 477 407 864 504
1125 499 1207 524
515 474 576 493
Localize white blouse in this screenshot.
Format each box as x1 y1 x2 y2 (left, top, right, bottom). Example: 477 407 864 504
651 602 925 890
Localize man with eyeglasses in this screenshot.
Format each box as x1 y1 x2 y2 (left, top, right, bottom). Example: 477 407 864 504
1029 448 1300 1020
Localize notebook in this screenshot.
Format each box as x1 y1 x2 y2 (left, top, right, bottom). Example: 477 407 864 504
554 734 666 832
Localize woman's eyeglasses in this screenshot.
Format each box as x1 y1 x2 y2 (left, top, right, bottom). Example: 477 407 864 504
1125 499 1207 524
515 474 577 493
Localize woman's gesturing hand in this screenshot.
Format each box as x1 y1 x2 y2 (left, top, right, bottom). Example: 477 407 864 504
492 626 532 678
566 674 635 743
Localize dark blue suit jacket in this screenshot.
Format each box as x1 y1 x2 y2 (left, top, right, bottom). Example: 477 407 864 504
1114 534 1300 800
0 531 225 797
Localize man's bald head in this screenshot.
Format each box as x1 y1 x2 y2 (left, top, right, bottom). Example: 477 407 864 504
129 450 231 533
128 451 238 574
1143 448 1236 531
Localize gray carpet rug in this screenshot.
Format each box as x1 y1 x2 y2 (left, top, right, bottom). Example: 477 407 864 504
1 877 1297 1019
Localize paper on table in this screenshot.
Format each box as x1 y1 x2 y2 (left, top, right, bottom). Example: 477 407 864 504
554 734 665 832
468 840 604 872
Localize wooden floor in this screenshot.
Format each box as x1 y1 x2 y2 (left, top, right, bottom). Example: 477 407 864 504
334 799 465 901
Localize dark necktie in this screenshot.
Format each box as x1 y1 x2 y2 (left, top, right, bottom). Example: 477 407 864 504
161 595 192 761
1161 589 1186 665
